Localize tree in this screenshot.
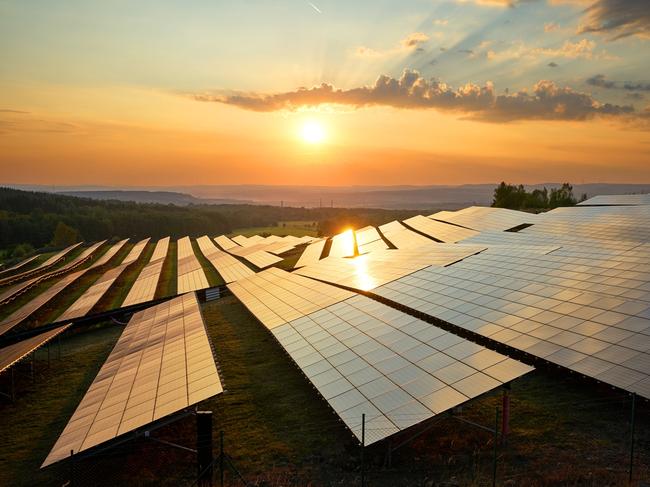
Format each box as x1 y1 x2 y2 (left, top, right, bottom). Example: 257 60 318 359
51 221 79 247
548 183 577 208
492 182 527 209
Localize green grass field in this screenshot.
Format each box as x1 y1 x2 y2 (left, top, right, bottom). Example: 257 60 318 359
230 220 318 238
0 295 648 486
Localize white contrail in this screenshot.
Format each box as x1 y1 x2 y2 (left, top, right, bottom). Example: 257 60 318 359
308 1 322 13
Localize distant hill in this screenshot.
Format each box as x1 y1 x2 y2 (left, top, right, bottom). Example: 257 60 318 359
6 183 650 210
59 190 245 206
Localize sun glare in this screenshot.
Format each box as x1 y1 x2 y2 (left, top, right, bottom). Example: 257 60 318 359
300 120 326 144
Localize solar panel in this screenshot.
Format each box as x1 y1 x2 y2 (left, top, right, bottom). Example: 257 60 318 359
0 241 107 337
228 269 532 444
214 235 239 251
578 194 650 206
196 236 254 283
430 206 538 232
56 239 150 321
122 237 170 307
0 254 40 278
0 242 82 287
379 221 436 249
296 245 484 292
177 237 210 293
329 229 356 258
355 226 389 254
42 293 223 468
372 249 650 400
403 215 478 243
0 242 85 303
0 324 70 374
294 239 327 269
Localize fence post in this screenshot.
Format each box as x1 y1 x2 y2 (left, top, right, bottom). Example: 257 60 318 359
629 393 636 486
220 430 224 487
361 413 366 487
501 384 510 445
492 407 499 487
197 411 213 487
69 450 75 487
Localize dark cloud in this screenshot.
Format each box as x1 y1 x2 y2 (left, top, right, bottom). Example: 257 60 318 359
587 74 650 91
0 109 29 114
587 74 616 89
579 0 650 40
548 62 558 68
458 49 474 54
626 93 645 100
193 69 636 123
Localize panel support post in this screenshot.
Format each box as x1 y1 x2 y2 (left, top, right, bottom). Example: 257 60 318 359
10 367 15 402
492 407 499 487
629 393 636 486
361 413 366 487
501 383 511 445
197 411 213 487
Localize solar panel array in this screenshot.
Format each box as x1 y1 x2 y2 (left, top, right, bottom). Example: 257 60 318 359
229 268 532 444
329 229 356 258
0 254 40 278
214 235 238 250
57 239 150 321
196 236 254 283
296 245 484 292
379 221 436 249
0 242 85 304
177 237 209 294
403 215 478 243
355 226 389 254
430 206 538 232
226 242 283 269
0 324 70 374
0 241 107 337
294 239 327 269
122 237 170 307
42 293 223 467
578 194 650 206
0 242 81 287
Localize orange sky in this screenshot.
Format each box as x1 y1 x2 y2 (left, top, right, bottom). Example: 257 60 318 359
1 1 649 185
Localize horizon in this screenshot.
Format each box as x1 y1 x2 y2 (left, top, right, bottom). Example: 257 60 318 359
1 1 649 186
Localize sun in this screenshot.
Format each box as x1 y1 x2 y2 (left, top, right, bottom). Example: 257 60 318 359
300 120 326 144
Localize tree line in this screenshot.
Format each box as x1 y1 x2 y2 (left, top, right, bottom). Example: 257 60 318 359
491 182 586 210
0 187 420 257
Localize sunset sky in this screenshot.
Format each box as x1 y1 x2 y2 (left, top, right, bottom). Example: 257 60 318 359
1 0 649 186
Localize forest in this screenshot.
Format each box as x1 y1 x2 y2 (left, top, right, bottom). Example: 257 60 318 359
0 187 420 257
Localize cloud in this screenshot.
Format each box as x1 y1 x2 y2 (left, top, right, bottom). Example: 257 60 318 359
0 109 30 114
587 74 650 91
355 33 429 58
482 38 613 62
544 22 560 32
456 0 522 6
433 19 449 26
579 0 650 40
193 69 637 124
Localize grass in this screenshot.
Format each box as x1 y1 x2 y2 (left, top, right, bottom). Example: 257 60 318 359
155 241 177 299
191 239 225 288
0 323 122 487
230 220 318 238
0 295 649 486
94 242 155 313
